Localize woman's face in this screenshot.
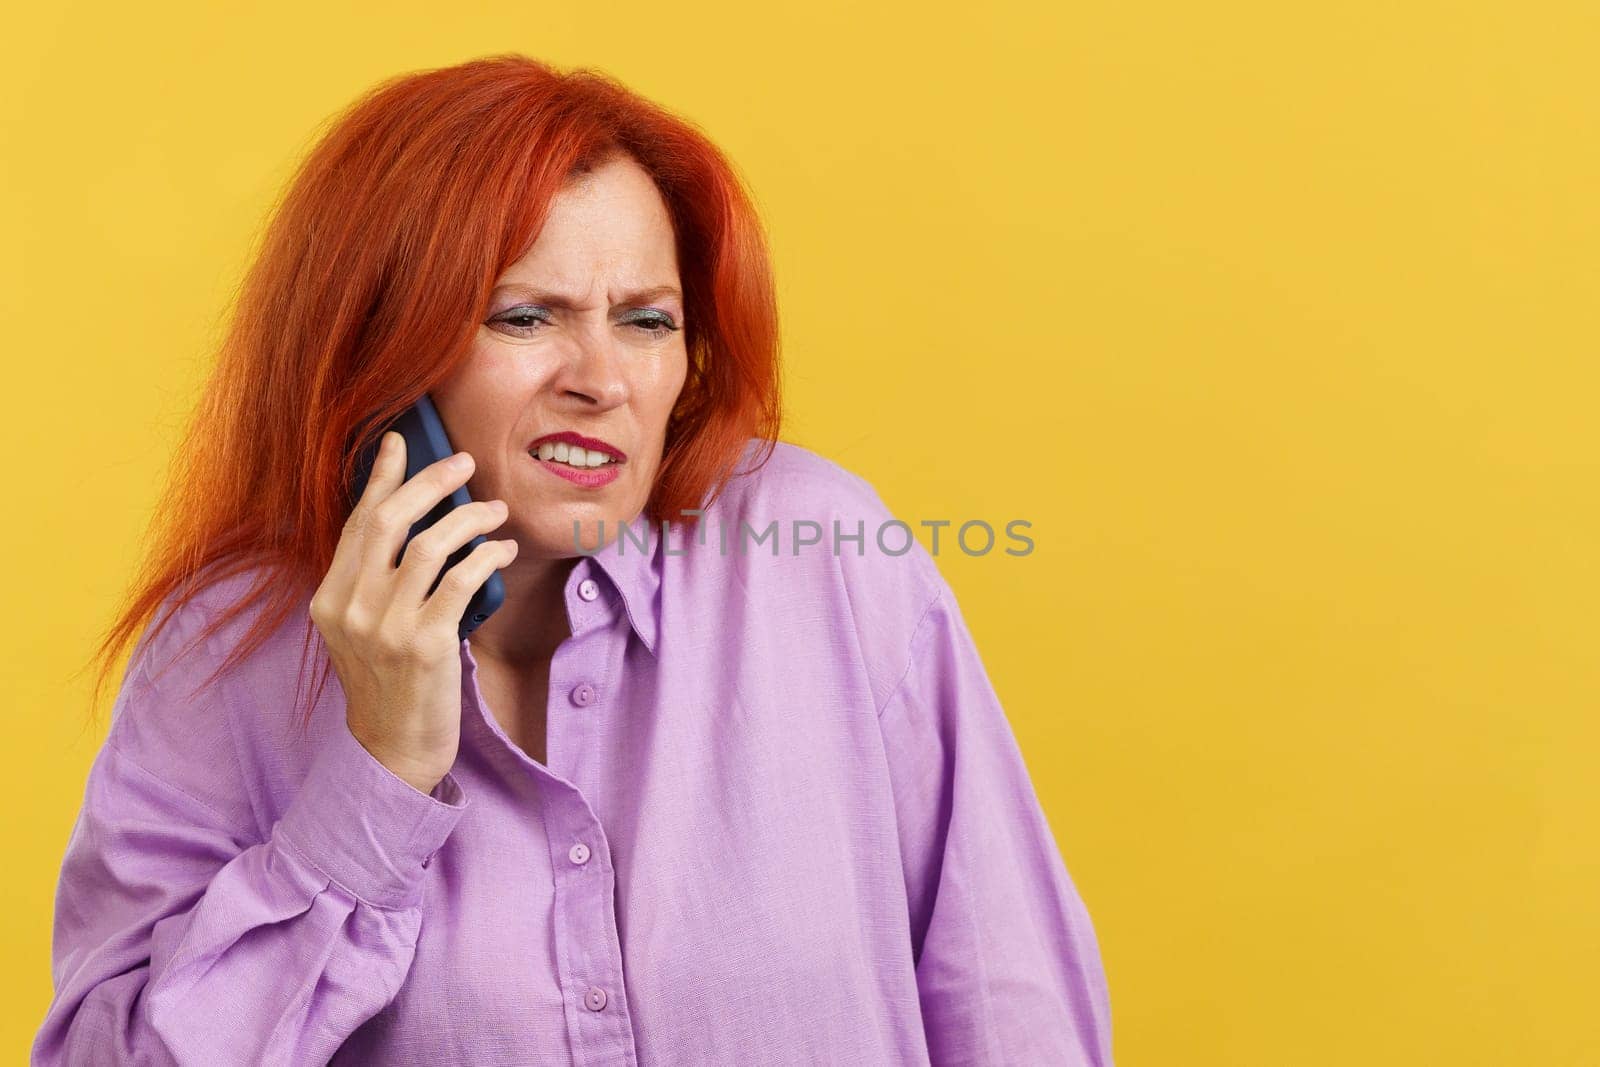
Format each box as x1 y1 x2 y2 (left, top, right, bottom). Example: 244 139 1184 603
433 152 688 560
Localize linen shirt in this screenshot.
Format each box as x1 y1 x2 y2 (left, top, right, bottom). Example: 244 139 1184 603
33 439 1113 1066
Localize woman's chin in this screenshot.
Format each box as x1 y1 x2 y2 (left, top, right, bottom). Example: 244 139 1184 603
508 513 632 558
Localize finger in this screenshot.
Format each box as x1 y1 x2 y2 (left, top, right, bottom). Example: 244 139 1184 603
358 431 408 506
358 447 473 597
419 536 517 635
346 431 427 603
393 498 509 611
324 431 407 609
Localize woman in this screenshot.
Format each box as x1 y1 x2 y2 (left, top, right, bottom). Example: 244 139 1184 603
34 54 1113 1065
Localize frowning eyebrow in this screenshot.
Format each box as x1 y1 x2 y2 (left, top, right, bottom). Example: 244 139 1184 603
491 283 682 307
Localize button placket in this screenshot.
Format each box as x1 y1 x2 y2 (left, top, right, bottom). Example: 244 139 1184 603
539 600 635 1058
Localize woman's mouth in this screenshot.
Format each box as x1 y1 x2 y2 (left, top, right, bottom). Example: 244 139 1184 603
528 447 623 488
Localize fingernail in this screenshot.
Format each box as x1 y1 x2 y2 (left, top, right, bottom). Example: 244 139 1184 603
451 451 471 468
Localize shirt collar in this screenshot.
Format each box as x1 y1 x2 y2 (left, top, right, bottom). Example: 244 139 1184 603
581 513 662 657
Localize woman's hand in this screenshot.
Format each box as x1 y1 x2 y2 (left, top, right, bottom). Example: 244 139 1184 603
310 431 517 794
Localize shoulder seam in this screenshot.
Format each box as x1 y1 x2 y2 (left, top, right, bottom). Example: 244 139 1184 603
120 598 257 837
102 736 242 831
874 584 947 721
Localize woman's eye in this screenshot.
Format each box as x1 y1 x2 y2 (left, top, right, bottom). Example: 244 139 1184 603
626 311 680 334
492 308 551 334
490 307 680 336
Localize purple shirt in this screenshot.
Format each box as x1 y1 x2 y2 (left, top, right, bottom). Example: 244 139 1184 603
34 440 1113 1065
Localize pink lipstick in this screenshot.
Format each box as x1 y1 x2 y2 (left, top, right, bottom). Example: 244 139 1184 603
528 430 625 488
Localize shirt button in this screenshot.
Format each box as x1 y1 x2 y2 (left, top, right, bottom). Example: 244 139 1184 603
584 986 607 1011
569 842 590 865
570 682 596 707
577 578 599 602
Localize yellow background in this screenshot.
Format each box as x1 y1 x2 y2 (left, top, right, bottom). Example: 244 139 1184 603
4 3 1595 1063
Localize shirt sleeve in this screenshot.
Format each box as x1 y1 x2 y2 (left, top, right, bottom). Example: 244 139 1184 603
875 583 1115 1067
31 625 471 1066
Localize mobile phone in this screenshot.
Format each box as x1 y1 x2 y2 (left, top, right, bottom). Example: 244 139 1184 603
348 393 506 641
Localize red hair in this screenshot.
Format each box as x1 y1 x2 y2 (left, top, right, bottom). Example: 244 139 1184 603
81 53 782 731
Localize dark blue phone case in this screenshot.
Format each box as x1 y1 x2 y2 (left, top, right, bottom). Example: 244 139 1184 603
348 393 506 641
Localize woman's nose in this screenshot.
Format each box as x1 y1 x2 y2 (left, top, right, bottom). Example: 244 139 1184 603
551 329 629 408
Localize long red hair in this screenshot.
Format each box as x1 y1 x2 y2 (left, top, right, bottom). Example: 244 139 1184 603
81 53 782 732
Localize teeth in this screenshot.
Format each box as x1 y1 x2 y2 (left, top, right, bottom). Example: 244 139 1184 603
535 442 614 467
